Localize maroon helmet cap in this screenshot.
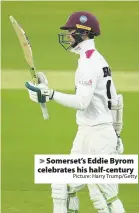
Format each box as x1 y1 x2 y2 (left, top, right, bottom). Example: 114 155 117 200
60 11 100 35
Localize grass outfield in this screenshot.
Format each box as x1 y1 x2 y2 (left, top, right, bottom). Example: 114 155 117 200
2 89 139 213
2 1 139 71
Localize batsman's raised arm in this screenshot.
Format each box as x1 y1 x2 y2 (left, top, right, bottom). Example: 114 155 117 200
25 59 99 110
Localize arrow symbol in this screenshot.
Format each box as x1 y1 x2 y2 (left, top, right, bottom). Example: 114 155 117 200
40 159 45 164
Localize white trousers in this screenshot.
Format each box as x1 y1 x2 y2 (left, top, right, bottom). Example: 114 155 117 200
70 123 119 201
71 124 118 155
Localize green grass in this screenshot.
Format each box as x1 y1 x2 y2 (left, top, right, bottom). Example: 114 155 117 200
2 90 139 213
2 1 139 71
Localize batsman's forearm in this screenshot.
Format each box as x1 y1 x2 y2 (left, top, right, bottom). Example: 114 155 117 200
53 91 89 110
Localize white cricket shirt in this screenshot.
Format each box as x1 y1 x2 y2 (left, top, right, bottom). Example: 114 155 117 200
53 39 117 126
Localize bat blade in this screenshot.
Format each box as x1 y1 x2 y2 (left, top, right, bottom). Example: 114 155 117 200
9 16 34 69
9 15 49 120
9 16 38 84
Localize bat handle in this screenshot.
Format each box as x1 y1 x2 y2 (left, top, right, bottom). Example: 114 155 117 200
40 103 49 120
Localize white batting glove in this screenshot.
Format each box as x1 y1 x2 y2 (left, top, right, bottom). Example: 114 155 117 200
25 72 54 103
116 136 124 154
37 72 48 85
111 94 123 135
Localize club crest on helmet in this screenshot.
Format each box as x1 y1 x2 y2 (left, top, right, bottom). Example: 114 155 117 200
79 15 87 23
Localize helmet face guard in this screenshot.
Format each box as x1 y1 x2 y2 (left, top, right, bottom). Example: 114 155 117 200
58 28 95 51
58 31 76 51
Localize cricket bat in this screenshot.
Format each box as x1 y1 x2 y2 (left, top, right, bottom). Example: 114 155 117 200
9 16 49 120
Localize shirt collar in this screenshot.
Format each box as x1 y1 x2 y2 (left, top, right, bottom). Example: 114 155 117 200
70 39 95 55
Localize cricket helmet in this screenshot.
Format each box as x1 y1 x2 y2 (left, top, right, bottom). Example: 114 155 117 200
58 11 100 50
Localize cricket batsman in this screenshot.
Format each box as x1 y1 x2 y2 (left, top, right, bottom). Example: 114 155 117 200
26 11 125 213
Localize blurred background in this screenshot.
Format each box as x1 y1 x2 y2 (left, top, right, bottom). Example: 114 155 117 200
1 1 139 213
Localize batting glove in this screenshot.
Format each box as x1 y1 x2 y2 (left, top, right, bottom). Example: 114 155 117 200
37 72 48 85
116 135 124 154
25 72 54 103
